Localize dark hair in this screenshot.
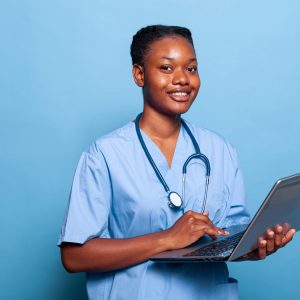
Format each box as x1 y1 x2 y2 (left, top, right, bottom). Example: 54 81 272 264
130 25 194 65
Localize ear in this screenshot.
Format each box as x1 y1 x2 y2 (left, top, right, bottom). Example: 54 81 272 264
132 64 145 87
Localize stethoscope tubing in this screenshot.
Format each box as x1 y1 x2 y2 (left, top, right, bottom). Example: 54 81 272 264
135 113 171 194
135 113 211 211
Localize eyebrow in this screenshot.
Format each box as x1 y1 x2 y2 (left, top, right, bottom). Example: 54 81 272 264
160 56 197 62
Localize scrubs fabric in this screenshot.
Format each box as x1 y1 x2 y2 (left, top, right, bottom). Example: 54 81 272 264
58 120 250 300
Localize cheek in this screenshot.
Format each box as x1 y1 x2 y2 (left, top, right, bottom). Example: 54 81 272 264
190 78 201 99
152 75 169 90
193 75 201 90
145 71 169 89
157 73 169 84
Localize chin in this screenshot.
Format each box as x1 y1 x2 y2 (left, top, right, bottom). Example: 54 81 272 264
163 106 191 117
169 103 193 115
146 99 194 117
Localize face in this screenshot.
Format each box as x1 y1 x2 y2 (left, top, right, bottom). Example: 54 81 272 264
133 36 201 116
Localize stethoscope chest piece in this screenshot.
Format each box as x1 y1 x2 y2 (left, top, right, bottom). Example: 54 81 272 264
168 192 182 209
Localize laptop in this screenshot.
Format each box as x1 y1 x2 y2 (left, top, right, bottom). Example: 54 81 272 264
151 173 300 262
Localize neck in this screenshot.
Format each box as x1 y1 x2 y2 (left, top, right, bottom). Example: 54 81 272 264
139 106 181 140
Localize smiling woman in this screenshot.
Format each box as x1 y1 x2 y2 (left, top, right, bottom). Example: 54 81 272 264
133 35 200 118
58 25 293 300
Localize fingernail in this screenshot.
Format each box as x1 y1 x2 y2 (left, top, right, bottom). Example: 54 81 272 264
218 230 229 235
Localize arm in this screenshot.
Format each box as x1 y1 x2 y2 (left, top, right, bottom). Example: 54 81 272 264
61 230 168 273
61 211 228 273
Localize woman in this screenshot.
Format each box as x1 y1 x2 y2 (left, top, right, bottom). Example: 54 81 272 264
59 25 294 299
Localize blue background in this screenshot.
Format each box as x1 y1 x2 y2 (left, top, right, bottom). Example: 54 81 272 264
1 1 299 299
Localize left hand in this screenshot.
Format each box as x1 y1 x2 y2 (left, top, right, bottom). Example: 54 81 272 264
237 223 296 261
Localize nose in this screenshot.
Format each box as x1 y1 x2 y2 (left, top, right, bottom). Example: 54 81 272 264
172 68 189 85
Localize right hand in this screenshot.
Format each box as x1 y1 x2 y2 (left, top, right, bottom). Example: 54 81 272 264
163 210 229 250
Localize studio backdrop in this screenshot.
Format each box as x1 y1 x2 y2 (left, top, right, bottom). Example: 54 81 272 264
1 1 299 299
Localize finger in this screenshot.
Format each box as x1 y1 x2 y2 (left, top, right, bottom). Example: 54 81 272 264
185 211 213 226
274 224 283 234
266 229 275 252
258 238 267 259
193 224 228 239
193 212 212 225
205 227 229 239
191 224 216 239
282 229 296 245
274 225 283 247
193 222 228 236
282 223 291 235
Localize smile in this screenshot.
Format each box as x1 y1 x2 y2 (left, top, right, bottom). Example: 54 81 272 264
169 92 189 96
167 90 192 101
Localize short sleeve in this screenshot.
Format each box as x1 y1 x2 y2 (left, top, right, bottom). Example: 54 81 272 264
222 145 251 228
58 143 112 245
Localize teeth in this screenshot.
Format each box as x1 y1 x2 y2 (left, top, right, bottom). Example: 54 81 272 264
170 92 188 96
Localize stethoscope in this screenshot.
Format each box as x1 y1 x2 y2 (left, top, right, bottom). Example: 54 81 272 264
135 113 211 211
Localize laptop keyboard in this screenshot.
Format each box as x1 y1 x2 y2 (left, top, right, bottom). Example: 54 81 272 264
183 231 245 258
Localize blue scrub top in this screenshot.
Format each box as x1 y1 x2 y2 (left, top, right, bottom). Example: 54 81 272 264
58 120 250 300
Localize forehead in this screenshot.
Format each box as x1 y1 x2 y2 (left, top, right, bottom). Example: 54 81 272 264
145 36 196 62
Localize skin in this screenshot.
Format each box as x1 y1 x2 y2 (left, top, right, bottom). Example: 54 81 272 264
60 36 295 273
133 36 200 167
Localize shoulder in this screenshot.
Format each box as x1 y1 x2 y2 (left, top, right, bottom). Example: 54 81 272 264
183 120 236 150
85 121 135 157
183 120 239 163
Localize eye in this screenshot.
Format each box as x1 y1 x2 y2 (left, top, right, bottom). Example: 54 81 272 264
160 65 173 72
187 66 198 73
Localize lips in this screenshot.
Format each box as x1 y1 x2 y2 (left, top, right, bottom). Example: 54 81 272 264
167 89 192 101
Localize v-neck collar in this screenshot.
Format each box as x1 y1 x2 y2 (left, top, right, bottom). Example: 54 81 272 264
136 123 186 176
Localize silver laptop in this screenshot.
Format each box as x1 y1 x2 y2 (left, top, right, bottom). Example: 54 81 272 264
151 173 300 262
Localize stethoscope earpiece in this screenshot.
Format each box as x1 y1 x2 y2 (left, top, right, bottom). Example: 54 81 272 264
135 113 210 211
